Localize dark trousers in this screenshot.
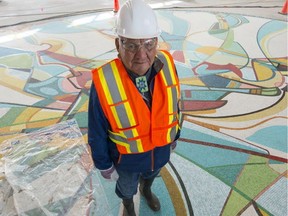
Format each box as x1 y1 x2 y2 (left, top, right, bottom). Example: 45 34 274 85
115 168 161 199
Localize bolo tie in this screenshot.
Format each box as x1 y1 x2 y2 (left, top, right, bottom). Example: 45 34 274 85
135 76 149 93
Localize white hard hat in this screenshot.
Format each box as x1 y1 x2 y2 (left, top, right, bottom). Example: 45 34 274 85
116 0 161 39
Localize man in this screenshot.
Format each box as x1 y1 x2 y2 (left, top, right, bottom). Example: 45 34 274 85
88 0 180 215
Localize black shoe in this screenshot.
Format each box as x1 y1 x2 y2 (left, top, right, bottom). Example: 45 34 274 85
139 178 161 211
123 198 136 216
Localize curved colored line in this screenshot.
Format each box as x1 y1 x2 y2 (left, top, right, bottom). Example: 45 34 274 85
167 161 194 216
178 138 287 163
217 116 287 131
161 166 189 216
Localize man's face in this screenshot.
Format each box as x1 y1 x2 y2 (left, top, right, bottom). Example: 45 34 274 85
115 37 158 76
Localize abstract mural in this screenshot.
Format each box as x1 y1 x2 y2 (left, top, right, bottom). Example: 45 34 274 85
0 9 287 216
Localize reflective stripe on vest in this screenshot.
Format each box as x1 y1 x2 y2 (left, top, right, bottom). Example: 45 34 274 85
92 50 179 154
157 51 179 143
97 61 143 153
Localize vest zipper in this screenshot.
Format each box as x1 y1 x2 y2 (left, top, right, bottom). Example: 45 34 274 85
150 74 156 172
151 149 154 171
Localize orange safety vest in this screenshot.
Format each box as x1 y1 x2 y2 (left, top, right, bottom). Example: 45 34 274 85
92 50 180 154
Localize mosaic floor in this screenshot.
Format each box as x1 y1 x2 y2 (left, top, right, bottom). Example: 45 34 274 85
0 1 287 215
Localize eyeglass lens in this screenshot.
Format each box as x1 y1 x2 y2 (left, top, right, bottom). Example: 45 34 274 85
121 38 157 52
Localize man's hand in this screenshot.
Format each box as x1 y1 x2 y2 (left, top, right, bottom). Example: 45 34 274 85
100 165 119 181
170 141 177 152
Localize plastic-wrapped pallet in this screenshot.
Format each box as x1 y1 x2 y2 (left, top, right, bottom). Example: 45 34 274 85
0 119 112 216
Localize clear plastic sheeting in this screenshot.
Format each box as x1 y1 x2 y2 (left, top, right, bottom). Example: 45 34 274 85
0 119 112 216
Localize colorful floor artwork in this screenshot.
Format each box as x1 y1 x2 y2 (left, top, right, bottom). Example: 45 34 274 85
0 8 287 216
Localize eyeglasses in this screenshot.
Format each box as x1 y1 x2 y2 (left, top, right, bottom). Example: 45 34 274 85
120 38 157 53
